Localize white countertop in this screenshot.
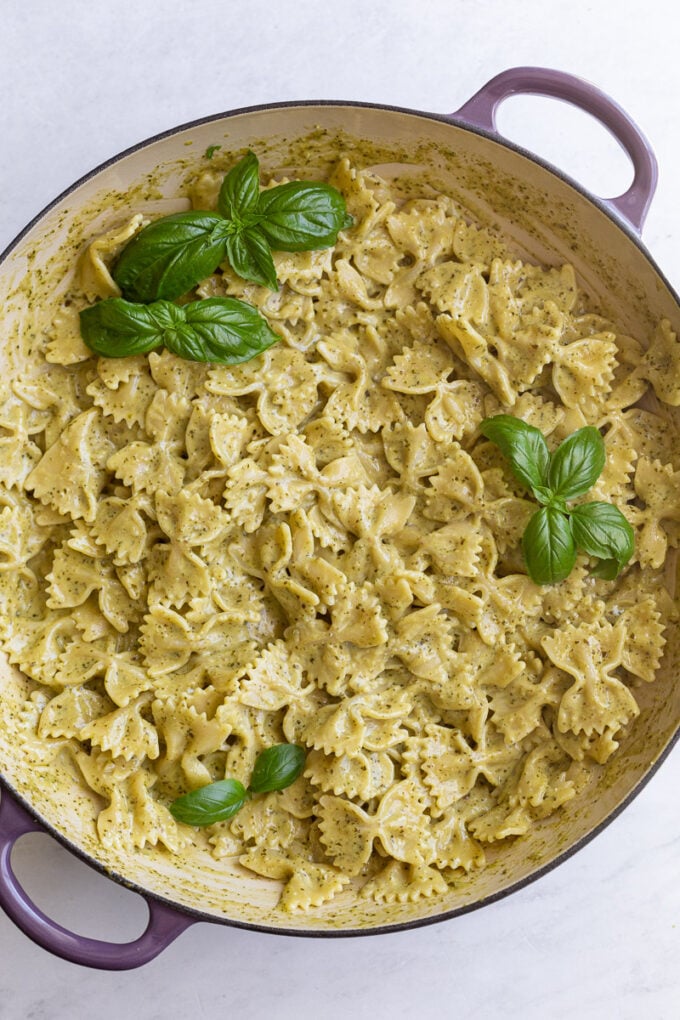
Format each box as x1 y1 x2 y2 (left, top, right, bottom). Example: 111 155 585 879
1 1 679 1016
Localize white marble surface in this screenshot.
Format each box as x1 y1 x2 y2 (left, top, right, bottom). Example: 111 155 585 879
1 1 679 1016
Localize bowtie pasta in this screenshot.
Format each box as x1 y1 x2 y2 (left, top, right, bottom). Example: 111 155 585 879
1 157 678 912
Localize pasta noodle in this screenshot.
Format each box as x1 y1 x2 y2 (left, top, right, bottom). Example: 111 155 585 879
0 157 677 912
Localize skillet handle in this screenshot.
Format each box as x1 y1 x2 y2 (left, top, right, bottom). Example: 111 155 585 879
0 788 195 970
452 66 658 235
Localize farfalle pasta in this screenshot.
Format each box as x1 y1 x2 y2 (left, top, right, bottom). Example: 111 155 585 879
0 157 678 913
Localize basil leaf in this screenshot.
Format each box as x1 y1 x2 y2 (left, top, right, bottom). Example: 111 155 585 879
548 426 605 500
224 228 278 290
256 181 353 251
80 296 279 364
532 485 555 506
205 144 222 159
169 778 247 826
80 298 182 357
112 211 230 303
522 506 577 585
589 557 622 581
218 150 261 221
249 744 306 794
479 415 551 496
166 297 280 363
570 501 634 575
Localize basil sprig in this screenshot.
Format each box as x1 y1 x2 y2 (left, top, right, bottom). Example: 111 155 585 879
110 151 352 300
80 151 351 365
79 296 280 364
479 415 634 585
169 744 306 827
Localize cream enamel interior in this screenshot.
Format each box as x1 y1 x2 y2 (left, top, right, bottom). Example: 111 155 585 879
0 104 679 932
